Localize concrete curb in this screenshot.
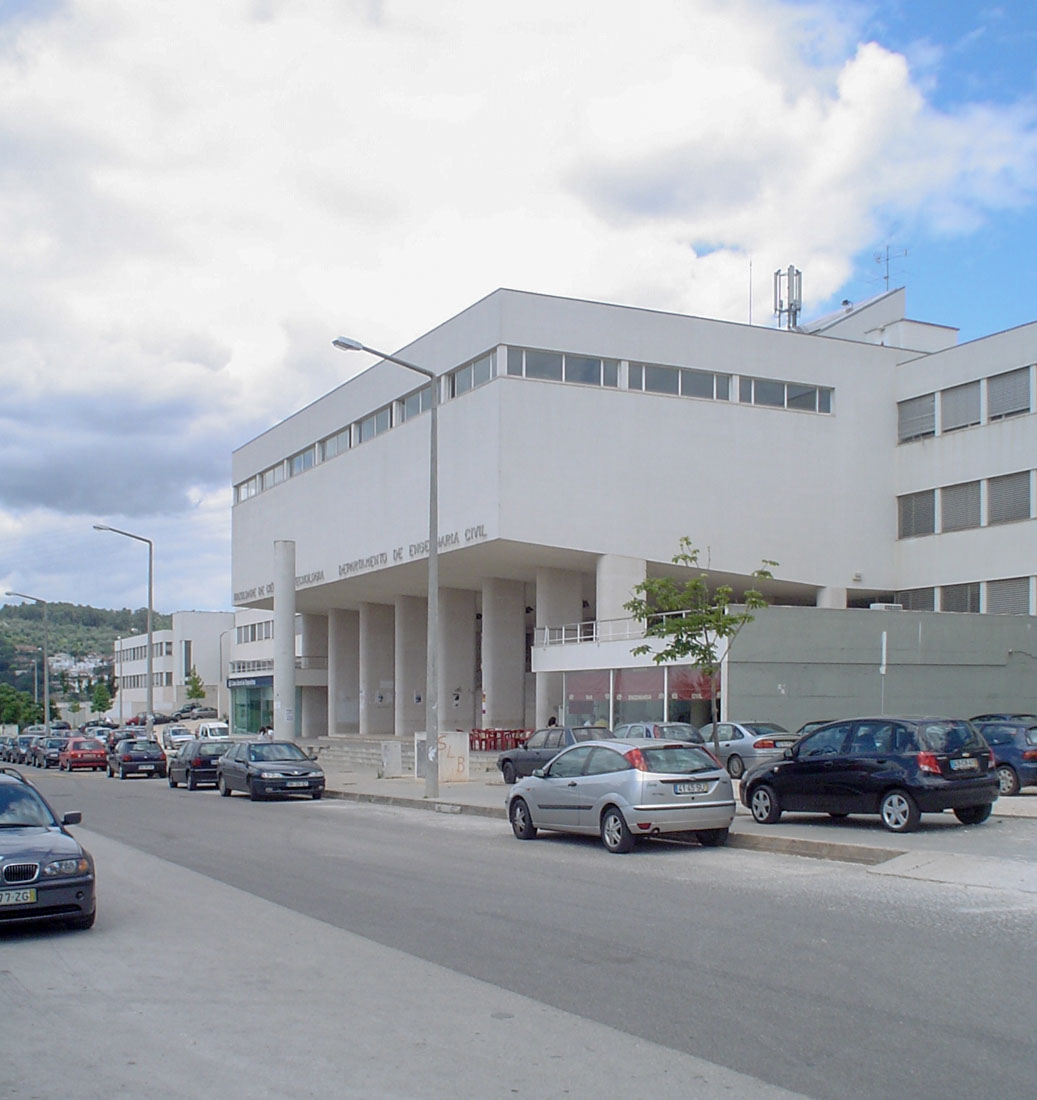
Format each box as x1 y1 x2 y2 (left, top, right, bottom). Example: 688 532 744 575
324 785 907 863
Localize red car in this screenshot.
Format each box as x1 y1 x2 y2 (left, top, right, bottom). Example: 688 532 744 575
58 737 108 772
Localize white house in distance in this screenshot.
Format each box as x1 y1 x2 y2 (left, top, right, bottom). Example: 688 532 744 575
113 610 234 721
229 287 1037 739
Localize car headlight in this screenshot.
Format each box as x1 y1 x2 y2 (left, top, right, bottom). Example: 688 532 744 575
258 770 280 779
42 856 91 877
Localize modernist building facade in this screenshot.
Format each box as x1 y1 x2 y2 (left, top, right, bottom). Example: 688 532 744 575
230 288 1037 738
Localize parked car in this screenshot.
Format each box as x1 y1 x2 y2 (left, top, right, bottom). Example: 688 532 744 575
31 736 69 769
702 721 798 778
174 705 218 721
741 717 999 834
497 727 616 784
197 721 231 740
9 734 38 764
613 722 706 744
0 766 96 930
58 737 108 772
106 738 167 779
50 721 71 732
506 739 736 853
973 720 1037 796
971 712 1037 725
795 720 833 736
167 738 233 790
161 725 195 752
217 741 325 800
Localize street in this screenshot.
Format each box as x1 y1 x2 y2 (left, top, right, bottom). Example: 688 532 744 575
5 769 1037 1099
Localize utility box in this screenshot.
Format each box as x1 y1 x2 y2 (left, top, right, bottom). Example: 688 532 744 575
380 740 404 777
414 731 470 783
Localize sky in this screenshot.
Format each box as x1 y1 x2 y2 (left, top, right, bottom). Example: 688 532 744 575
1 0 1035 622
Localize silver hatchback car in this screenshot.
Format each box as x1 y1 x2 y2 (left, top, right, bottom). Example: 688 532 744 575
506 739 735 853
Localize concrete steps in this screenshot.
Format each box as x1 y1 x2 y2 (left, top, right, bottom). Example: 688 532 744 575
312 737 498 775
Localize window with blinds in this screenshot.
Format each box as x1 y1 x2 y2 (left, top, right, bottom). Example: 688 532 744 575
897 393 935 442
986 577 1032 615
895 588 935 611
940 381 980 432
988 471 1031 525
988 367 1031 420
898 490 935 538
941 582 980 613
940 481 981 531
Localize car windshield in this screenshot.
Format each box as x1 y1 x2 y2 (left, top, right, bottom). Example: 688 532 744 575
745 723 787 735
572 728 612 741
248 742 308 762
641 744 718 774
199 743 231 757
0 786 56 827
45 738 66 748
656 723 703 741
917 721 988 753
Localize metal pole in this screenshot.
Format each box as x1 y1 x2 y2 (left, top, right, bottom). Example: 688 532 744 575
333 337 440 798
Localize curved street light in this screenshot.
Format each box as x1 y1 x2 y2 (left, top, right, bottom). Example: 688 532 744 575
333 336 441 799
94 524 154 736
6 591 49 731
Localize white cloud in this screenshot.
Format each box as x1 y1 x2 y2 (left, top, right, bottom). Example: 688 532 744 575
1 0 1035 609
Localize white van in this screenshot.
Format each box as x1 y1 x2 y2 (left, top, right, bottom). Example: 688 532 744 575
197 721 231 740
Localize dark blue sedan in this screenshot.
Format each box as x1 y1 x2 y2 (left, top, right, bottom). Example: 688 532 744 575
974 721 1037 796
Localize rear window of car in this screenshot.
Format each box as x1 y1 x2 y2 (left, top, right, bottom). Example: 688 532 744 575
199 743 230 757
656 724 704 742
78 739 104 750
572 728 612 741
980 725 1017 745
641 744 718 774
745 723 788 735
917 722 987 753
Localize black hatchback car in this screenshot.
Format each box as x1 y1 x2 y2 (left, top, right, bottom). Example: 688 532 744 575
106 738 167 779
0 767 96 931
167 738 232 790
741 716 999 833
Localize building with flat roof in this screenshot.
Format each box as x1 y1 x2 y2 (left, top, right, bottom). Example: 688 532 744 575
230 288 1037 738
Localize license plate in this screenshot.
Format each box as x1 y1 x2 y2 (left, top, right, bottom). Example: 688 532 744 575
139 764 154 771
950 757 979 771
286 780 307 788
674 781 709 794
0 888 37 906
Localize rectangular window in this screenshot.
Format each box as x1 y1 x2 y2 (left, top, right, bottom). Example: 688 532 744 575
942 582 980 613
321 429 350 461
754 379 785 407
403 385 432 421
643 364 680 395
262 462 286 489
681 368 714 399
472 353 494 387
941 381 980 432
988 471 1031 525
289 447 315 477
452 363 473 397
986 577 1031 615
895 588 935 611
941 481 981 532
564 355 602 386
716 374 731 401
818 388 832 413
786 384 817 411
739 376 752 403
988 367 1030 420
898 490 935 538
898 393 936 442
507 347 524 376
525 350 563 381
602 359 619 387
628 363 643 390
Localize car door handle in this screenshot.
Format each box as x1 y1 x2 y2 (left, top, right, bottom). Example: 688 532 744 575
567 781 578 787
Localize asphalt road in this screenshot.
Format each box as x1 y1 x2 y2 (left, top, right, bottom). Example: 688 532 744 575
7 769 1037 1099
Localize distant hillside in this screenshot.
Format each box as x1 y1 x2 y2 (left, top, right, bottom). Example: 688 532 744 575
0 602 173 663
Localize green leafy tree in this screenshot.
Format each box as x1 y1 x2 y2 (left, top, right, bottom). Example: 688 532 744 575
91 682 112 718
68 698 82 718
185 666 206 702
0 683 38 727
624 539 776 752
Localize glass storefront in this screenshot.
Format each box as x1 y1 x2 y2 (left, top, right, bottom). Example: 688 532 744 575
229 675 273 736
562 666 716 729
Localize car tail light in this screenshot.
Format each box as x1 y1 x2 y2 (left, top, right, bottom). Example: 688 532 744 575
623 747 648 771
191 757 204 767
917 751 942 775
1023 750 1037 761
753 739 777 749
121 753 132 762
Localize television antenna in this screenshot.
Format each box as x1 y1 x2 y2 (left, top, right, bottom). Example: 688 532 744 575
874 244 908 290
773 265 802 329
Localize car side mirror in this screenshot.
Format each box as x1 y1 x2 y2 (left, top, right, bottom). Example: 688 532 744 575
62 811 82 826
307 748 316 759
783 747 793 760
532 768 545 779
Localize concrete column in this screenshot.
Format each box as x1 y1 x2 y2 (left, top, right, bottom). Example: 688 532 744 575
534 567 583 727
816 587 848 608
299 613 328 663
480 578 526 729
327 609 360 734
439 588 477 731
273 540 296 740
359 602 395 736
596 554 646 636
394 595 427 737
299 686 327 741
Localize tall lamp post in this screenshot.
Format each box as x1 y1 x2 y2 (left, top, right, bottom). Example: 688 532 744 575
333 336 441 799
218 627 233 727
6 592 49 731
94 524 154 737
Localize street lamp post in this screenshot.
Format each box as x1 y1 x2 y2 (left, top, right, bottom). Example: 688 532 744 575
6 592 49 731
94 525 154 737
333 336 441 799
218 628 233 727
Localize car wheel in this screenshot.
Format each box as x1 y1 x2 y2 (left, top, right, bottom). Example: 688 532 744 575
509 797 537 840
118 766 127 780
186 770 198 791
879 789 920 833
696 827 729 847
726 755 745 779
749 783 782 824
954 803 993 826
600 806 635 853
997 765 1021 796
218 775 231 797
501 761 517 785
67 908 96 931
168 772 178 788
247 779 260 801
311 789 323 800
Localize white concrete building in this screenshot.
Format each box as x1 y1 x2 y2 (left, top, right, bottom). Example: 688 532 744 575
230 288 1037 738
114 610 234 721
